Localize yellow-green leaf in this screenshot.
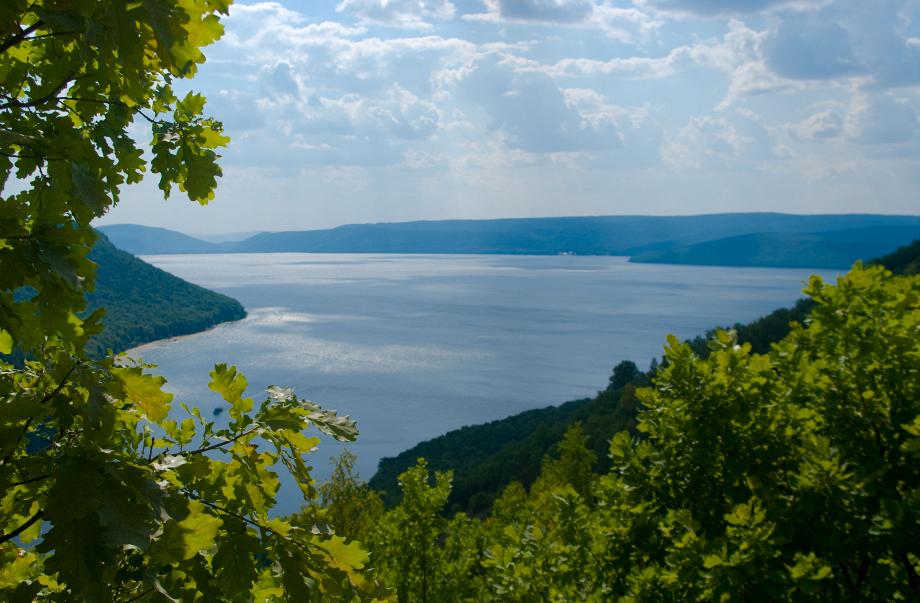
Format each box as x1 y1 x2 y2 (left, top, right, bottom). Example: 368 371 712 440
0 329 12 354
113 366 174 421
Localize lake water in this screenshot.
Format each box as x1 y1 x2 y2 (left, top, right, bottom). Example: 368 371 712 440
134 253 835 514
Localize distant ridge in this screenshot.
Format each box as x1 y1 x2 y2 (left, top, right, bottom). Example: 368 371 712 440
630 225 920 269
232 213 920 258
98 224 228 255
99 214 920 269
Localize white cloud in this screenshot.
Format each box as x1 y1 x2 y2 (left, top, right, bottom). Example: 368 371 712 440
588 4 664 43
640 0 827 17
786 108 844 140
101 0 920 232
845 93 920 144
453 53 622 152
662 111 778 168
466 0 595 23
336 0 456 28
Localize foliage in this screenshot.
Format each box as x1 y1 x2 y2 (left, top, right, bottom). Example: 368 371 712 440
296 451 384 545
352 264 920 601
600 264 920 600
872 238 920 275
0 2 388 600
369 460 453 603
686 297 815 357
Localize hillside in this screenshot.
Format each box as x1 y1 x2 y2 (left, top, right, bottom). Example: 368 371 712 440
872 238 920 275
104 215 920 266
631 225 920 269
369 239 920 513
234 213 920 257
97 224 228 255
85 233 246 356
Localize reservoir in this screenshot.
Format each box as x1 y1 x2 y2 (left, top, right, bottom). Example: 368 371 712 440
133 253 835 513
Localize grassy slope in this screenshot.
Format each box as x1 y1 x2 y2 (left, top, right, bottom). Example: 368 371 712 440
85 233 246 356
369 239 920 513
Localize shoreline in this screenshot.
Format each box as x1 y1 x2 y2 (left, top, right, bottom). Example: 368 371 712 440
120 311 247 357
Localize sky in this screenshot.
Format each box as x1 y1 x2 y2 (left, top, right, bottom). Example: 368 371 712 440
98 0 920 234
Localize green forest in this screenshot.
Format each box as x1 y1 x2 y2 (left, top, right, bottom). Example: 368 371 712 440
85 233 245 356
1 2 918 601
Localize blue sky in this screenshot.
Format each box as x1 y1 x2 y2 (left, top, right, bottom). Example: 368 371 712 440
99 0 920 233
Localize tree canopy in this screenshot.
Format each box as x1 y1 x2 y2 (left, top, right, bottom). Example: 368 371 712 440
342 264 920 601
0 2 389 600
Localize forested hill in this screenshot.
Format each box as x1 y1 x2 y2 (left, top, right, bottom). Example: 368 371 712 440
630 225 920 269
369 239 920 513
104 214 920 268
233 213 920 259
85 233 246 356
873 238 920 275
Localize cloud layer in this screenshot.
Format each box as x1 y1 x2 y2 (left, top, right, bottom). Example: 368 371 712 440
98 0 920 232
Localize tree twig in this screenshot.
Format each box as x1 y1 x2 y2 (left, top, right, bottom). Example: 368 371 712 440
0 73 75 111
0 510 42 544
0 20 45 54
121 587 154 603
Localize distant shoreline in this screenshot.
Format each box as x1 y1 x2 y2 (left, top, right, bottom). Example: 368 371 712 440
101 215 920 271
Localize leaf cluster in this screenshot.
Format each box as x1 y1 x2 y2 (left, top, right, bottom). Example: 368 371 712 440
335 265 920 601
1 2 392 600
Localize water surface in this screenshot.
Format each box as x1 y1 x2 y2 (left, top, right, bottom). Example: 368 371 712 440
134 253 835 513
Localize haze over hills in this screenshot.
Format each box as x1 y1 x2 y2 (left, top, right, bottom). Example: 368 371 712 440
99 213 920 269
99 224 231 254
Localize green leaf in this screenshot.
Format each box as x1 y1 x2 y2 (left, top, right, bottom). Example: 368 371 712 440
314 535 369 572
69 162 109 216
113 366 174 421
303 399 359 442
209 364 252 423
148 501 222 564
0 329 12 354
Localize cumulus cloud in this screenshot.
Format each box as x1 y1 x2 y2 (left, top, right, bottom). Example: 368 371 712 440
752 0 920 88
662 111 778 168
454 54 621 152
588 5 664 43
786 108 844 140
642 0 824 17
763 18 858 80
336 0 456 28
465 0 596 24
497 0 594 23
846 94 920 144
